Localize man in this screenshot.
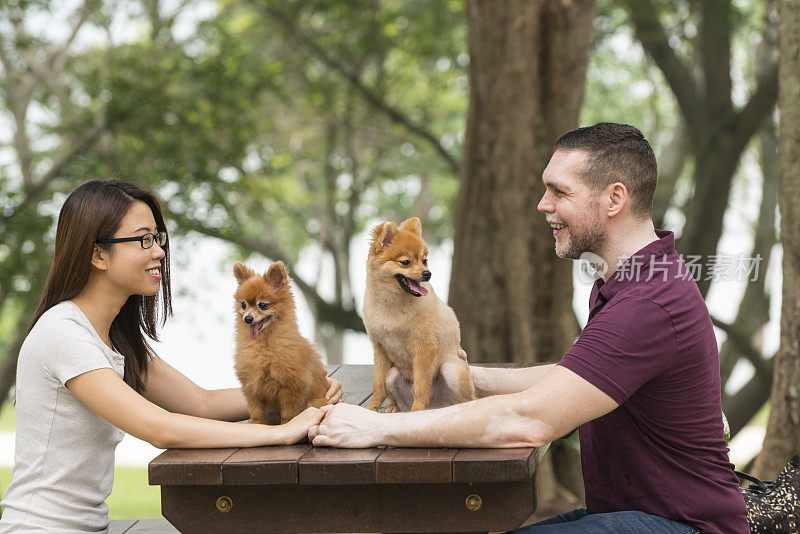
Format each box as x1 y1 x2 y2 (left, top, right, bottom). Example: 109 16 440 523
309 123 749 533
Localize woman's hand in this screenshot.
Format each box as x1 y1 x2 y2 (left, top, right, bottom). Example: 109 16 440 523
325 375 343 404
280 405 332 445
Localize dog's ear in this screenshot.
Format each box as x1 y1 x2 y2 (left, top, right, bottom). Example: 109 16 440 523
369 222 397 254
399 217 422 236
264 261 288 290
233 262 256 285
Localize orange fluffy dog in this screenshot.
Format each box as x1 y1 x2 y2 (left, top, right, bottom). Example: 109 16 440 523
233 261 328 424
364 217 475 412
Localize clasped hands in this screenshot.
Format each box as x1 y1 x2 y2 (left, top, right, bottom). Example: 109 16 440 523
308 349 469 448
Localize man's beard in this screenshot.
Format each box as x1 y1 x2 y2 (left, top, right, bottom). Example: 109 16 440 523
555 213 607 260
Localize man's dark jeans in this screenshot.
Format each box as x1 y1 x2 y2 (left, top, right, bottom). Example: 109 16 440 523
510 507 698 533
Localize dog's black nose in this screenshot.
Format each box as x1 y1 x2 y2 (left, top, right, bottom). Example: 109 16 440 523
244 315 254 324
421 270 431 281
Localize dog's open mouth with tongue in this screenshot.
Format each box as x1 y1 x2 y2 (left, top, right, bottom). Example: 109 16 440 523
249 316 270 339
395 274 429 297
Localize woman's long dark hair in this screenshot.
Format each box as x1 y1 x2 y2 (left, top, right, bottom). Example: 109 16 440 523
29 180 172 393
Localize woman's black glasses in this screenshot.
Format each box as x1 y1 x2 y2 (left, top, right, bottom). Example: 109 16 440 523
97 231 167 249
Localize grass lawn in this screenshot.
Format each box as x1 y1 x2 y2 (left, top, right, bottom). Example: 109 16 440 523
1 467 161 520
107 467 162 519
0 402 15 432
750 402 770 426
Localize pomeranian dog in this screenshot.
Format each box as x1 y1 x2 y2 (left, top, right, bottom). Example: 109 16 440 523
364 217 475 412
233 261 329 424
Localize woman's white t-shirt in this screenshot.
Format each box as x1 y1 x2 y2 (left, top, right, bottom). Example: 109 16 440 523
0 300 126 533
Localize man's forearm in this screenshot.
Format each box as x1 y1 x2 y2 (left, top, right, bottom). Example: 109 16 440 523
311 364 606 450
471 364 557 397
377 392 548 448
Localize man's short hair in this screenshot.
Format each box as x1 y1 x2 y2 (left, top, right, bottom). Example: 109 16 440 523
554 122 657 218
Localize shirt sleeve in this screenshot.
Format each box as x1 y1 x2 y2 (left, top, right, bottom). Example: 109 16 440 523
40 317 114 386
558 296 677 404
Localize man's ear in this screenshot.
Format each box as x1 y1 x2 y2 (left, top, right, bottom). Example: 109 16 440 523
399 217 422 236
233 262 256 285
369 222 398 255
90 245 109 271
264 261 288 290
607 182 629 217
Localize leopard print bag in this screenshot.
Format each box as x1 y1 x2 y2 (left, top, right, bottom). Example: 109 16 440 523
736 455 800 534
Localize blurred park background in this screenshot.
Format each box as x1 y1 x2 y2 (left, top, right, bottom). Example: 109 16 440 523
2 0 800 521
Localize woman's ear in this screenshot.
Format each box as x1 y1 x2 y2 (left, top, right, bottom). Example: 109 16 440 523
90 244 109 271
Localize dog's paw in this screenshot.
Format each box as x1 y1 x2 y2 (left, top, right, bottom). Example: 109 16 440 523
381 404 399 413
365 399 382 411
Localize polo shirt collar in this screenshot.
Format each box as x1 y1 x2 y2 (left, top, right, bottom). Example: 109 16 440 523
590 229 675 311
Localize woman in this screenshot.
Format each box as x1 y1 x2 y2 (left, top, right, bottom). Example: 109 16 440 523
0 180 342 532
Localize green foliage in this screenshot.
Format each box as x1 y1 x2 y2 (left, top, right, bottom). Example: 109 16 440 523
62 0 467 261
0 0 777 392
0 467 10 504
0 0 467 375
585 0 777 230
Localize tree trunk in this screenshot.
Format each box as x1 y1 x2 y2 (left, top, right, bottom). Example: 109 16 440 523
753 0 800 479
724 371 773 438
681 128 759 296
625 0 778 299
718 124 778 430
651 119 689 229
449 0 595 505
450 0 594 366
315 320 345 365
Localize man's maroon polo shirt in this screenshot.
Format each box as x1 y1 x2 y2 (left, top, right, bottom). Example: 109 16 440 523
558 230 748 534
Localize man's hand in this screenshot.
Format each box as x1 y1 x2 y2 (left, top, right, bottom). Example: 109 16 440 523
324 375 343 404
386 347 481 408
308 403 385 448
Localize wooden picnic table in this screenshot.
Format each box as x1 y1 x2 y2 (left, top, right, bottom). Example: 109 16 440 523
148 364 547 533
